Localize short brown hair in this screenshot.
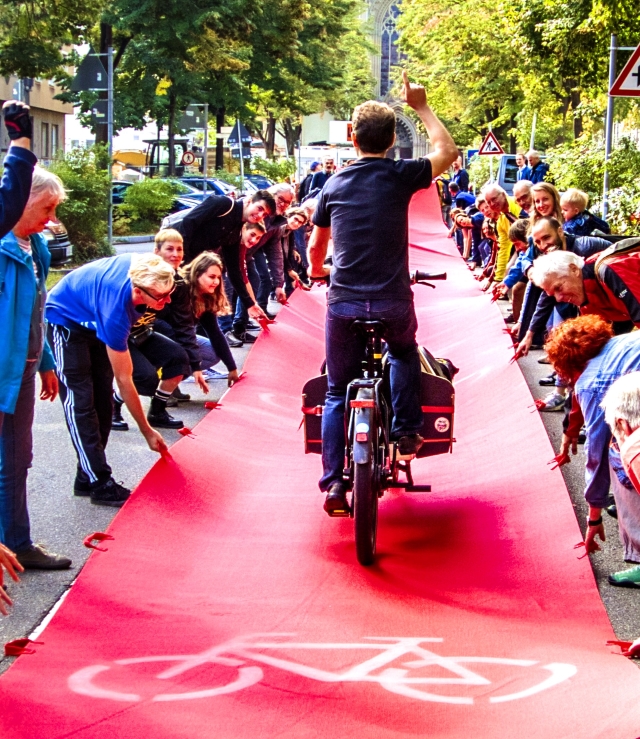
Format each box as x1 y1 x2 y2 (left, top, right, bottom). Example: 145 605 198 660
508 219 530 244
351 101 396 154
154 228 183 248
243 221 266 234
545 315 613 382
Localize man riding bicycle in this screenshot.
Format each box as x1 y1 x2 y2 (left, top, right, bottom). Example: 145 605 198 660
308 71 458 516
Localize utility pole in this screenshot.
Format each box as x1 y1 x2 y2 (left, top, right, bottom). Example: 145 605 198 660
107 46 114 250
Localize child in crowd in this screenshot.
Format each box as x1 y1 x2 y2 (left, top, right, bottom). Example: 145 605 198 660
560 188 610 236
492 219 531 323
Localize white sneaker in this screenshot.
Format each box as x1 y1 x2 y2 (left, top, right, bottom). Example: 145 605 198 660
539 391 567 412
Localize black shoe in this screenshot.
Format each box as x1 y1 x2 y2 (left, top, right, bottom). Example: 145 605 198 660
539 373 557 386
90 478 131 508
147 408 184 429
74 478 93 497
606 503 618 519
245 320 262 331
224 330 244 348
324 482 350 517
172 387 191 402
236 331 258 344
504 313 515 324
578 425 586 444
397 434 424 456
16 544 72 570
112 399 129 431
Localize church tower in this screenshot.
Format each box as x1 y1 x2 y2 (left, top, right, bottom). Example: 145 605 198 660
367 0 428 158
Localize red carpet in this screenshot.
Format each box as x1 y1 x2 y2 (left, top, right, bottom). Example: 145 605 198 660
2 187 640 738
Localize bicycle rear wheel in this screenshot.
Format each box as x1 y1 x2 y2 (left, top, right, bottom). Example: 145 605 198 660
354 441 378 566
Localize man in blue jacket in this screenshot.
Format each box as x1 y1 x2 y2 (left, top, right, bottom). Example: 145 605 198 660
0 166 71 570
526 150 549 184
1 100 37 238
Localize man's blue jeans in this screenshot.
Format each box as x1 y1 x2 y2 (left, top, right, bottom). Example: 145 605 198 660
0 363 37 553
320 299 423 491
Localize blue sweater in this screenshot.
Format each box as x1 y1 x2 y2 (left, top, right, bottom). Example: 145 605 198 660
0 147 37 239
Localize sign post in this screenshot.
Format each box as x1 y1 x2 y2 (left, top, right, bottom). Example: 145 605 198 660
71 46 113 250
228 120 252 193
603 38 639 219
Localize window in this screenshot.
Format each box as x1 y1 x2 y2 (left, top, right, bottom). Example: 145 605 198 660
51 124 59 156
41 122 49 158
380 4 403 98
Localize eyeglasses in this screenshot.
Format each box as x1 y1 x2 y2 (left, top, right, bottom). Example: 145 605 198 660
276 195 293 207
135 283 175 303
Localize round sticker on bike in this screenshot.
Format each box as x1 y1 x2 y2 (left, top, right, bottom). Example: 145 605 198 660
434 417 450 433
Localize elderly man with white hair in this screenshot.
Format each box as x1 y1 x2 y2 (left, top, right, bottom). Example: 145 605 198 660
529 249 640 327
525 150 549 184
0 166 72 570
481 183 521 283
512 180 533 216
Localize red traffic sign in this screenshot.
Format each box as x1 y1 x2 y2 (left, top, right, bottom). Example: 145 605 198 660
181 151 196 166
478 131 505 156
610 44 640 97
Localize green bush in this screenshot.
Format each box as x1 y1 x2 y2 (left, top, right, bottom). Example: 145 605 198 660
212 169 243 190
546 134 640 234
250 156 296 182
119 178 181 229
48 146 111 263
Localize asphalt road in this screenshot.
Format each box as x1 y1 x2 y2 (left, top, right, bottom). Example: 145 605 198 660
1 294 638 676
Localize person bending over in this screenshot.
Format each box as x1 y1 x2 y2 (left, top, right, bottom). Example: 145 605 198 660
308 70 458 516
46 254 170 507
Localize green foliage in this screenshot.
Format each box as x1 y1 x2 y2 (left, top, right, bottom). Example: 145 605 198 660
0 0 103 79
604 185 640 237
48 147 112 264
212 169 244 190
118 178 181 230
546 135 640 195
467 156 492 191
250 157 296 182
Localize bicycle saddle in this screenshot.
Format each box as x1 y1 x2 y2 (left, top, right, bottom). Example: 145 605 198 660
350 320 387 335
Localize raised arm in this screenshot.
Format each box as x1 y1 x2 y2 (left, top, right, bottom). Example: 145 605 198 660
401 70 458 178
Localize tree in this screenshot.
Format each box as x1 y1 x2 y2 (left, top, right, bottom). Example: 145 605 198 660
0 0 103 80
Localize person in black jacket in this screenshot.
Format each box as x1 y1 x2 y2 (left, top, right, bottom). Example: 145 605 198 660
298 161 321 202
1 101 37 239
176 190 276 323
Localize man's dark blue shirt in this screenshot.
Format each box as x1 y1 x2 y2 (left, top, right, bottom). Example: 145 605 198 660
313 157 432 304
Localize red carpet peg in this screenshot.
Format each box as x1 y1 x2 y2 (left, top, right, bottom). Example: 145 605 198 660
178 427 195 437
83 532 114 552
4 638 43 657
204 401 222 410
548 453 570 470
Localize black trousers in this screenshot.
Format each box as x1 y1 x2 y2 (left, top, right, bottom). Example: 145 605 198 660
129 332 190 397
48 324 113 488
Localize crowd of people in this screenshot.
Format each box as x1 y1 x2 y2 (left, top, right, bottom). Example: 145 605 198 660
439 149 640 593
2 84 640 647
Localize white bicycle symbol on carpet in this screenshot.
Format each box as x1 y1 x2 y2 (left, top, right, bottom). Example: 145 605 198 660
68 634 577 705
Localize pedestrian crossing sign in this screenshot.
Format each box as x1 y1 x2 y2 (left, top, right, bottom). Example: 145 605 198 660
609 44 640 97
478 131 505 155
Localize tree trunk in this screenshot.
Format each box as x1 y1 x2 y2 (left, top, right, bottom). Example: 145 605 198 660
263 112 276 159
216 108 225 170
281 117 301 157
168 88 177 177
571 88 583 139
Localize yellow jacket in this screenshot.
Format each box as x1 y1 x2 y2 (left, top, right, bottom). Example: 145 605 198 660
494 197 522 282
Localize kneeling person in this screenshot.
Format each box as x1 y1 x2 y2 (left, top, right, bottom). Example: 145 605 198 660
46 254 170 506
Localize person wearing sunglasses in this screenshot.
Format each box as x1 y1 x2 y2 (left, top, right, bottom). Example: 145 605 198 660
46 253 172 508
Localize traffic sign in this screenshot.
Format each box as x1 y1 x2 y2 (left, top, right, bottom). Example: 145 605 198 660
178 105 205 130
71 47 108 92
181 151 196 166
478 131 505 155
609 43 640 97
227 120 252 145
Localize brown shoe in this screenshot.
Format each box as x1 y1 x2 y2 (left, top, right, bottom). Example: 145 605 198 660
16 544 72 570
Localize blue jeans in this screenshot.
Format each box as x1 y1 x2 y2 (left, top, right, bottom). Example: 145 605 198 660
253 249 271 310
0 363 37 553
320 299 423 491
196 335 219 369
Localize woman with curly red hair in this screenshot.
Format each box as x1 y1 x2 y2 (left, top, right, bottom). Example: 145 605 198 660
545 315 640 582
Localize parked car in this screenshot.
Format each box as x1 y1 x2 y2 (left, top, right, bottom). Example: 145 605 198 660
112 179 208 205
44 220 73 267
178 177 237 198
245 174 273 190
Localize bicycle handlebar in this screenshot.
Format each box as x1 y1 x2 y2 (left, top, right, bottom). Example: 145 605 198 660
411 270 447 284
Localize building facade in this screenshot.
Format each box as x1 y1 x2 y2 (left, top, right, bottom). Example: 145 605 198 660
0 76 72 162
301 0 428 159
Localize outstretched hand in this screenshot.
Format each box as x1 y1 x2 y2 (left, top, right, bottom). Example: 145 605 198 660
401 70 428 111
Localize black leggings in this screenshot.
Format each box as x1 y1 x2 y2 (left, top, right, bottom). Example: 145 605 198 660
129 332 190 397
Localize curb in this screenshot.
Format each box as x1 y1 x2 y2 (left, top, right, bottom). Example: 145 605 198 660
113 235 155 244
